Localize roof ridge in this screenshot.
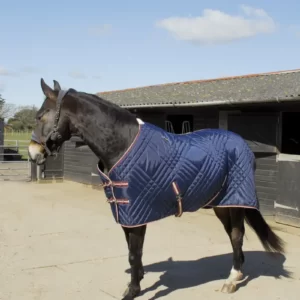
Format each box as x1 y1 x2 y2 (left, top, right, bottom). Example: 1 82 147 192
98 68 300 95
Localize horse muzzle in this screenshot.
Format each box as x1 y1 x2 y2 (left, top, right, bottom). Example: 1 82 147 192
28 140 47 165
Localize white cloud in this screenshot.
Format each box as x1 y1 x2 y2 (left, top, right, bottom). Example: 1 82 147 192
289 25 300 38
68 71 101 79
88 24 112 37
156 5 276 45
0 83 5 92
0 67 18 77
0 66 40 77
68 71 87 79
20 66 40 73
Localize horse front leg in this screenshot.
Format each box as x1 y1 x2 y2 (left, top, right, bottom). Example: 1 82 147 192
122 225 147 300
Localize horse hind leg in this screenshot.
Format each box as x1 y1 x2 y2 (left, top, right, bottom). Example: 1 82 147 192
214 207 246 293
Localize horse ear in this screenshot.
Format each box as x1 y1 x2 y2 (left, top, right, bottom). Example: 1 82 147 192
53 80 61 91
41 78 56 101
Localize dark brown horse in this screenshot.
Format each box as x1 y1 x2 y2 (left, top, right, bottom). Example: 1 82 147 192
28 79 285 299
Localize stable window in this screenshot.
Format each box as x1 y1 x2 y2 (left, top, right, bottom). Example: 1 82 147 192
281 112 300 155
166 115 194 134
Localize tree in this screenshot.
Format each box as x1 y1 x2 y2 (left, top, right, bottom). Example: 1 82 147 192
0 93 5 119
0 94 16 120
7 106 38 131
0 93 4 106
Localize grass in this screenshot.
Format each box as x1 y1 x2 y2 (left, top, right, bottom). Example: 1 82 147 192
4 132 31 143
3 132 31 160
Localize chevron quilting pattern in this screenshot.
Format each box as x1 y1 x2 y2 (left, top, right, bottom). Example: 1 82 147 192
98 121 258 227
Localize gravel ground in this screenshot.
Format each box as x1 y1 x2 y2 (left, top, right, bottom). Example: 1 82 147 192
0 181 299 300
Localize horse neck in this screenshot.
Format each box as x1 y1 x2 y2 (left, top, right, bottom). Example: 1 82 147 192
67 93 139 171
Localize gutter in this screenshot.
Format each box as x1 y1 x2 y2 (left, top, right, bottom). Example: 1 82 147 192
118 96 300 109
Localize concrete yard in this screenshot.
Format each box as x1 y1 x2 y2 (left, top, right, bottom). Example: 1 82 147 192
0 181 300 300
0 161 31 182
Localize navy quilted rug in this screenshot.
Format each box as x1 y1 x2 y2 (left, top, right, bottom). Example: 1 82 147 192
98 120 259 227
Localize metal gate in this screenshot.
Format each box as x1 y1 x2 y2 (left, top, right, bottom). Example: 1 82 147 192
0 140 31 181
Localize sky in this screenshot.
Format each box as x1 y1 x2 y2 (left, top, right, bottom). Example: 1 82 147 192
1 0 300 108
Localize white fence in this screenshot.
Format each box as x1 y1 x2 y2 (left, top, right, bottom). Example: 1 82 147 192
4 129 32 136
0 119 3 162
3 139 30 156
0 136 31 181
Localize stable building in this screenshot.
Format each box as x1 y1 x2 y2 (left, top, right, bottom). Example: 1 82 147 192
39 69 300 228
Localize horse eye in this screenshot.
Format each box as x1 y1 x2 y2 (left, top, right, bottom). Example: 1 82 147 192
37 109 49 121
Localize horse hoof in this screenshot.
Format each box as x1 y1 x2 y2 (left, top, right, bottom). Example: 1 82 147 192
122 285 130 298
221 283 237 293
122 296 134 300
122 295 133 300
122 284 140 299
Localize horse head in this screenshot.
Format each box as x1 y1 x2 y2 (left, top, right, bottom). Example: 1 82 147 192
28 78 72 165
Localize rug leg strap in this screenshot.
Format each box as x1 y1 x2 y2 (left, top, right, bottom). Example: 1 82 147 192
172 182 183 217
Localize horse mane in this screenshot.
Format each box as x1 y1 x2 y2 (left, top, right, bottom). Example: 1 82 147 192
68 88 136 124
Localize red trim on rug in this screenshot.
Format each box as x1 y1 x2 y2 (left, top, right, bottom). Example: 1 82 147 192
108 122 143 176
119 206 259 228
202 175 228 208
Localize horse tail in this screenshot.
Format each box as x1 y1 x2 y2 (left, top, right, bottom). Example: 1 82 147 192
245 208 285 254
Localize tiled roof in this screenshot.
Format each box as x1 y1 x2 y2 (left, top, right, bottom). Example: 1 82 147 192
97 69 300 108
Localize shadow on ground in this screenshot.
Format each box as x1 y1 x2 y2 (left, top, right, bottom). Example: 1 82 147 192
125 251 292 299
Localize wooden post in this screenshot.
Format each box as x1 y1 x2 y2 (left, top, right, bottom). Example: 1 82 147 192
30 162 37 181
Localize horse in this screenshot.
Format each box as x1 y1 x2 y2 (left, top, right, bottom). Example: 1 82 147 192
28 78 285 299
